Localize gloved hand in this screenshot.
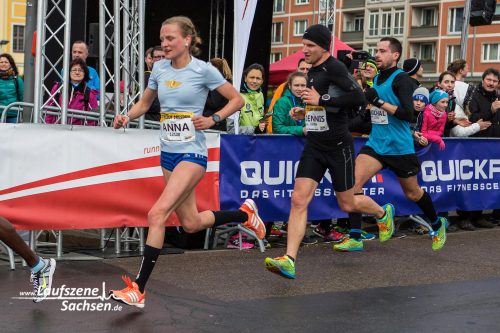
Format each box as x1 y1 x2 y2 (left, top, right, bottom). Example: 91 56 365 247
364 87 384 108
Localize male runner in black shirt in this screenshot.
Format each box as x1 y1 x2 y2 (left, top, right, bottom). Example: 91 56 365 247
264 25 394 279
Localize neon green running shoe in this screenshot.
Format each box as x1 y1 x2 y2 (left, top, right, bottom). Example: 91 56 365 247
265 255 295 279
431 217 447 251
333 237 363 252
377 203 395 242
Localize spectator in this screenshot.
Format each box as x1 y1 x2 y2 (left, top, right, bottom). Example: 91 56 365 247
145 47 154 72
0 53 24 123
348 58 379 135
411 86 429 147
271 71 306 136
447 70 491 137
144 46 164 122
45 58 98 126
470 68 500 138
403 58 423 87
267 58 311 133
358 58 378 89
238 63 266 134
70 41 100 92
203 57 233 131
421 89 448 150
455 68 499 230
432 71 459 136
447 59 470 116
151 46 165 66
268 58 311 112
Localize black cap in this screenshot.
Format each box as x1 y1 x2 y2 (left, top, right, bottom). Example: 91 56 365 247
403 58 421 76
303 24 331 51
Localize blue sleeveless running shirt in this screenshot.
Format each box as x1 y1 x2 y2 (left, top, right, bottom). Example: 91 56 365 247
366 69 414 155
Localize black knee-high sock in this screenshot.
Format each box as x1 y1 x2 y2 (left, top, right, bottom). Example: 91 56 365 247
415 191 438 223
349 213 362 240
135 245 161 293
319 219 333 232
212 210 248 227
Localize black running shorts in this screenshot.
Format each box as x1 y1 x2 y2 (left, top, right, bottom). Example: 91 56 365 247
358 145 421 178
296 143 355 192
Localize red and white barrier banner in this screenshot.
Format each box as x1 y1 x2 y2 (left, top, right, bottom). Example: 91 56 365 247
0 124 220 230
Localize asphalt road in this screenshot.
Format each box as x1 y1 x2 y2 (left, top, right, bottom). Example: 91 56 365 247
2 228 500 333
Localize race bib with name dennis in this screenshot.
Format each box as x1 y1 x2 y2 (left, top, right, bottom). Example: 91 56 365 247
370 107 389 125
304 106 329 132
160 112 196 142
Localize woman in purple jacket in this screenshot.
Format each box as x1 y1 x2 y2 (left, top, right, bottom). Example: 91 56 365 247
45 58 98 126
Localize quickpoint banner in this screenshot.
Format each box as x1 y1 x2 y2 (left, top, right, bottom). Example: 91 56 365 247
0 124 220 230
219 135 500 221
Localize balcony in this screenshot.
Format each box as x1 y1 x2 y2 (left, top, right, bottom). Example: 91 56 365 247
341 0 365 9
410 26 439 38
341 31 364 43
421 60 437 73
411 0 439 2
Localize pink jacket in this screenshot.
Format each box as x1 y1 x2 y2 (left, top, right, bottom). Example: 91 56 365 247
421 104 447 150
45 82 98 126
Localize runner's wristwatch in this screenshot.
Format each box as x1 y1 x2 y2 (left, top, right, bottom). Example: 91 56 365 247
211 114 222 125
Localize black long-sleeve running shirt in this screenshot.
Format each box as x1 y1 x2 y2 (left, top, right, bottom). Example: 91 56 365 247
306 56 365 151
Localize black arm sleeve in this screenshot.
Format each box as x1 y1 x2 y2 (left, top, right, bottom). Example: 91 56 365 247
391 73 416 123
318 60 365 108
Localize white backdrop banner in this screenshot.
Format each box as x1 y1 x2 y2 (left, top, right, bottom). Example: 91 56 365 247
230 0 258 134
0 124 220 230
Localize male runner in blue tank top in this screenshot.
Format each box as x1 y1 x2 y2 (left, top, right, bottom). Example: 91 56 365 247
342 37 447 252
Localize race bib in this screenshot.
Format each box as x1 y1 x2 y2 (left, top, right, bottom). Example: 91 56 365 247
160 112 196 142
304 106 329 132
370 107 389 125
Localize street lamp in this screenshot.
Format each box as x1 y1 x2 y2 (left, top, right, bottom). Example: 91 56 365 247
0 40 9 51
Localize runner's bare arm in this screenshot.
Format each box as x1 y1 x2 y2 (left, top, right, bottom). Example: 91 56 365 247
113 88 158 128
214 82 245 121
127 88 158 119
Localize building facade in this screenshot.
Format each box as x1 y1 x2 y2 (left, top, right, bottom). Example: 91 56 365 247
271 0 500 81
0 0 27 74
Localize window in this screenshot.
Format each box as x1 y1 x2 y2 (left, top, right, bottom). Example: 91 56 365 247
273 0 285 13
296 0 309 4
422 8 436 26
394 10 404 35
446 45 461 65
482 43 500 62
381 11 392 36
354 16 364 31
12 25 25 53
369 12 379 36
294 20 308 36
271 22 284 44
419 43 435 61
367 45 377 57
345 16 364 32
449 7 464 34
270 52 282 63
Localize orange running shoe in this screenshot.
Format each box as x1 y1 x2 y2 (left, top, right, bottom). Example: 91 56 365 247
110 275 145 308
240 199 266 240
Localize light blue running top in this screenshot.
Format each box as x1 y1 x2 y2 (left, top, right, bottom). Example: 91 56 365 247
366 69 415 155
148 57 226 156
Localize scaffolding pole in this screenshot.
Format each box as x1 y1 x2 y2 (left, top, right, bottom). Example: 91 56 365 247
99 0 145 127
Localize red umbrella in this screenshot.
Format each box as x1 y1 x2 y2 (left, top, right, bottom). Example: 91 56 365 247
269 37 353 85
